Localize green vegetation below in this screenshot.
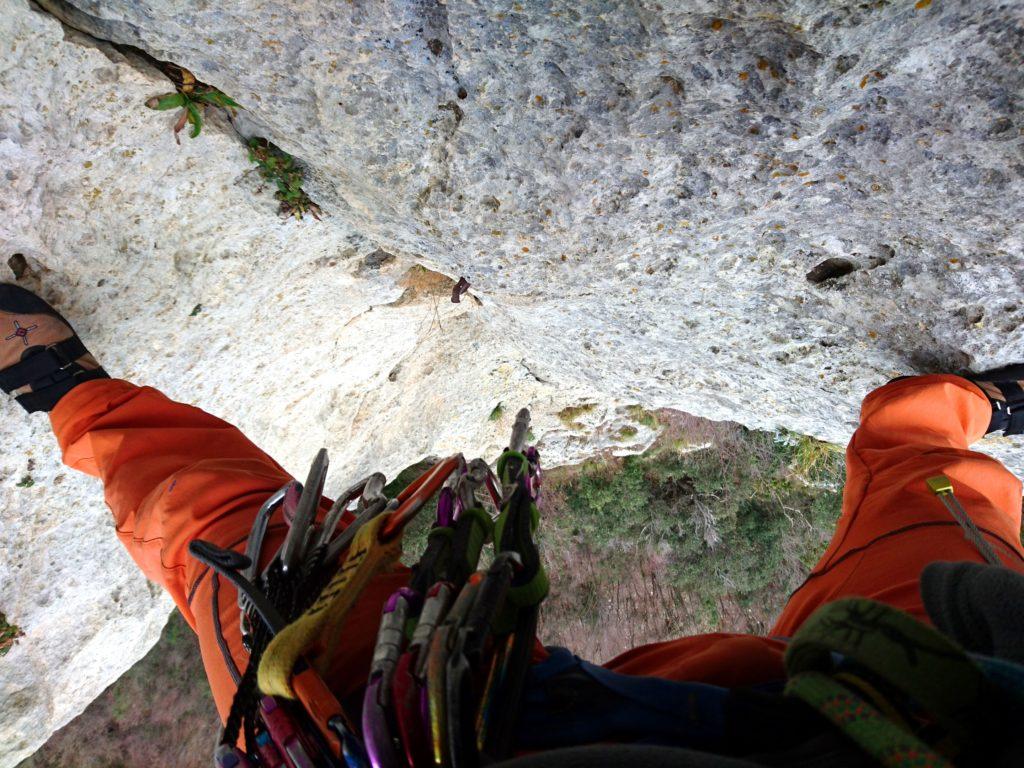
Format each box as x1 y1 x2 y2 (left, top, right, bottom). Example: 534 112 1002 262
538 416 844 652
553 428 841 595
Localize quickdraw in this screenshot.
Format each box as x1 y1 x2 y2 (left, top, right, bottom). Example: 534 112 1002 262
195 408 547 768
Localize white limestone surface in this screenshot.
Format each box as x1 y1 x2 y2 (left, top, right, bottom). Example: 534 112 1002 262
2 0 1023 764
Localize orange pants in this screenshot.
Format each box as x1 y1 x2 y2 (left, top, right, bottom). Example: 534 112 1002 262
49 374 1024 721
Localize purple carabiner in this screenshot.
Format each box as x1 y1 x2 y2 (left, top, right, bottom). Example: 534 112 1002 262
364 587 419 768
437 486 456 528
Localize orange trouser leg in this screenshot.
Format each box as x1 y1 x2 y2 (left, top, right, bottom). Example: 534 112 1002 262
50 378 407 721
772 373 1024 636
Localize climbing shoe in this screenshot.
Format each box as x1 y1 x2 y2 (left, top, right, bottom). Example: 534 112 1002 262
967 364 1024 436
0 283 109 413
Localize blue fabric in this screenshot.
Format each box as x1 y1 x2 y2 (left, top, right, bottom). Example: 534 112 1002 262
516 647 735 751
514 647 1024 753
970 653 1024 701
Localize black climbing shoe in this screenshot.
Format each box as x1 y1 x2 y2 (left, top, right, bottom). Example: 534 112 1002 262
966 364 1024 436
0 283 109 413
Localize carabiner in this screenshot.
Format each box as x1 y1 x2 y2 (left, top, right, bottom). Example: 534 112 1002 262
261 696 317 768
239 482 292 645
364 587 419 768
317 472 385 553
454 459 489 518
281 448 330 573
445 553 519 768
323 496 393 567
380 455 463 542
426 576 481 767
393 582 454 768
475 632 513 754
509 408 531 454
242 483 290 583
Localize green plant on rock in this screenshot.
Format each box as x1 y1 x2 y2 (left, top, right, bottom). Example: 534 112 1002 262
626 405 660 430
145 66 241 143
775 430 844 486
0 611 23 657
558 403 596 430
247 138 322 220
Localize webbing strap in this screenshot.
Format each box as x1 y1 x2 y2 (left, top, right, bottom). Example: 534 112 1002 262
446 506 493 588
494 452 548 611
0 336 89 392
258 515 401 698
785 598 994 757
495 497 548 609
15 367 109 413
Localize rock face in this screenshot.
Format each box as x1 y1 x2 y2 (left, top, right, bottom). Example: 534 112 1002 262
1 0 1022 763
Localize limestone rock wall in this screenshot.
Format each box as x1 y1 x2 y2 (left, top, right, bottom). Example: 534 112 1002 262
1 0 1022 764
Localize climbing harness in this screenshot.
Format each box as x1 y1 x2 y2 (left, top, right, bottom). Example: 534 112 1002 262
195 414 1024 768
195 408 548 768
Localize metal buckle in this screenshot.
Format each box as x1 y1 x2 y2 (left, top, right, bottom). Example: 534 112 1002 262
47 342 77 370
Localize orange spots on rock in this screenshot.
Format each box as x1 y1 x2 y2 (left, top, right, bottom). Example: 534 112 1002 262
915 0 932 8
738 71 749 80
522 246 530 253
711 18 724 31
860 71 887 88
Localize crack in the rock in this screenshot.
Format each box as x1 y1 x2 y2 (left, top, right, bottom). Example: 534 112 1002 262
32 0 167 80
34 0 250 140
521 359 550 385
414 99 465 216
32 0 324 217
